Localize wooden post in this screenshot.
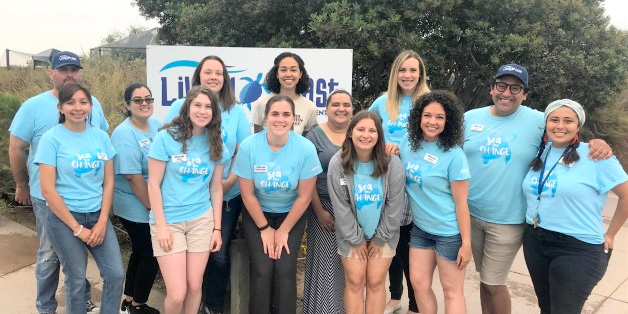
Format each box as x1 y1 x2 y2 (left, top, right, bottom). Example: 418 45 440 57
229 238 250 314
5 49 9 68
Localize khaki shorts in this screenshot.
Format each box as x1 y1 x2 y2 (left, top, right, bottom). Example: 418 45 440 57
471 216 524 285
340 242 396 259
150 209 214 257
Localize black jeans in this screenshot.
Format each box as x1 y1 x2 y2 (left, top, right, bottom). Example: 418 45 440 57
523 224 610 314
202 195 244 311
243 210 306 314
118 217 159 304
388 223 418 312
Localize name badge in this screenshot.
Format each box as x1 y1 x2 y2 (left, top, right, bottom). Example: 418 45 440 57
139 138 151 148
254 165 268 173
471 124 484 132
558 156 575 168
339 178 347 186
97 153 108 160
171 154 187 163
424 153 438 165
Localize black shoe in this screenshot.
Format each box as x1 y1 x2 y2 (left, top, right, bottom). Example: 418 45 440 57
120 299 131 314
128 303 160 314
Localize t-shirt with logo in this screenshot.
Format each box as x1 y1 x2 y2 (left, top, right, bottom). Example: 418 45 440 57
9 90 110 200
233 130 322 213
463 105 544 224
523 144 628 244
33 124 116 213
400 137 470 236
111 117 163 223
353 161 384 239
148 128 230 223
368 94 412 146
250 93 318 135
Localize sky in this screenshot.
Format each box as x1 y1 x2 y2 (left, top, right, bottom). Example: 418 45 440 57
0 0 627 57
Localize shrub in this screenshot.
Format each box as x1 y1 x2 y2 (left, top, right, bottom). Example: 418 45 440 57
0 92 22 196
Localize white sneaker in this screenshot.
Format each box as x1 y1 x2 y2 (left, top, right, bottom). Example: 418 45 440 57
383 299 401 314
86 300 101 313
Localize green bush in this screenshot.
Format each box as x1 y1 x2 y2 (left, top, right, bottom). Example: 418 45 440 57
0 92 22 196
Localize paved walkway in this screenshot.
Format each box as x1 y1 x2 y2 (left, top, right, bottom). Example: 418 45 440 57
0 193 626 313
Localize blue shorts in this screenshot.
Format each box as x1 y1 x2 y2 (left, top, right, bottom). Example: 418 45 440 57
409 224 461 264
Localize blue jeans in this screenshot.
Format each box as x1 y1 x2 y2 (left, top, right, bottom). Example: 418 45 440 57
46 209 124 314
32 197 91 314
203 195 244 311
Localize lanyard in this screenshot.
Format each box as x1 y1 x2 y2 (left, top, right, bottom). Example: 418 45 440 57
534 146 571 227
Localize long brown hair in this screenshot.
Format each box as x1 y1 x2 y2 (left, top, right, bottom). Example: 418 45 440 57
163 86 223 161
340 111 389 177
192 55 237 111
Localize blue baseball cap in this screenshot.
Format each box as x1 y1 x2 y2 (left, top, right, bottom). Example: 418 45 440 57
50 51 82 69
494 63 528 88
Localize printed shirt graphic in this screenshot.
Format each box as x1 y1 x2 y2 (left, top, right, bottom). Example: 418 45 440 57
233 130 322 213
463 105 544 224
368 94 412 145
523 144 628 244
353 161 384 239
400 137 470 236
111 117 162 223
9 90 109 200
33 125 116 213
250 93 318 135
148 129 229 223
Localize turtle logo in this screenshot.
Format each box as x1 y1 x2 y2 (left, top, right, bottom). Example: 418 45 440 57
239 73 267 110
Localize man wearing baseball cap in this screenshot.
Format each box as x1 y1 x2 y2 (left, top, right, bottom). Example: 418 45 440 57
9 50 109 314
462 63 611 314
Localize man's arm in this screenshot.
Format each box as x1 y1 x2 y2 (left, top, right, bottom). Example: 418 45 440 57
9 134 31 205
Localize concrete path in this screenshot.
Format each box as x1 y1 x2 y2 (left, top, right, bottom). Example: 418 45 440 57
0 193 626 313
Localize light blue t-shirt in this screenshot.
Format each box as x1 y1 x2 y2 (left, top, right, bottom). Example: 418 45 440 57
165 99 252 201
233 130 322 213
9 90 109 200
353 161 384 239
523 144 628 244
111 117 163 223
148 128 230 223
368 94 413 146
400 137 470 236
33 124 116 213
463 105 544 224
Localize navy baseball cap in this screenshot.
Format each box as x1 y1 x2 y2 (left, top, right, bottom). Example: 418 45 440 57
50 51 82 69
494 63 528 88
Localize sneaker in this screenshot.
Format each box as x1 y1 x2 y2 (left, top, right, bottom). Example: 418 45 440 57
128 303 160 314
121 299 131 314
383 299 401 314
86 300 101 313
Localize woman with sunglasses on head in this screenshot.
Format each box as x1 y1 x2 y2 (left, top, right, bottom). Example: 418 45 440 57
327 111 406 314
164 56 251 314
34 82 124 314
148 86 229 314
522 99 628 314
111 83 162 314
400 91 471 314
251 52 318 135
369 50 430 314
233 95 322 314
302 89 354 314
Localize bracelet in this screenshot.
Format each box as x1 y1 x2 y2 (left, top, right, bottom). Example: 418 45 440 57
214 228 222 232
73 225 84 237
258 223 270 231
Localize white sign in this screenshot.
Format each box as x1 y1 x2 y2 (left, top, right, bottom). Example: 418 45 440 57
146 45 353 122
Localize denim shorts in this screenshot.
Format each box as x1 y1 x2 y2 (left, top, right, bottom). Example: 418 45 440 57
409 224 461 263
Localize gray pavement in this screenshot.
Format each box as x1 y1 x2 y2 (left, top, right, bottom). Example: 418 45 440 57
0 193 626 314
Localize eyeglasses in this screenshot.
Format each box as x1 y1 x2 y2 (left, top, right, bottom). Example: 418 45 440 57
493 82 525 95
131 97 155 105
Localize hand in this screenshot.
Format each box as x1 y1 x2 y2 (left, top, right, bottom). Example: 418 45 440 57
274 228 290 260
86 220 107 247
315 209 335 232
76 226 93 243
209 229 222 252
260 227 276 258
456 242 472 270
588 139 612 161
351 242 368 262
14 185 31 205
604 233 614 253
385 143 400 157
157 225 174 252
367 241 383 259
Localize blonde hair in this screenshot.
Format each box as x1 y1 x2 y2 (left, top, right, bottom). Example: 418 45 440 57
384 50 430 121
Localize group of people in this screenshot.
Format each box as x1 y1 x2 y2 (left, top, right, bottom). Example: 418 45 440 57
8 48 627 314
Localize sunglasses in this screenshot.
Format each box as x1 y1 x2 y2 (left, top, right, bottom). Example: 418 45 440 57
493 82 525 95
131 97 155 105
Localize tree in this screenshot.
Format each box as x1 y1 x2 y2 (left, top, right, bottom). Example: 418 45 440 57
101 25 150 45
135 0 628 113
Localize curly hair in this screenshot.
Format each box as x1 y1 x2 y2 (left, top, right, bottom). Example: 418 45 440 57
191 55 237 111
340 111 389 177
162 86 223 161
407 90 464 152
264 52 311 94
